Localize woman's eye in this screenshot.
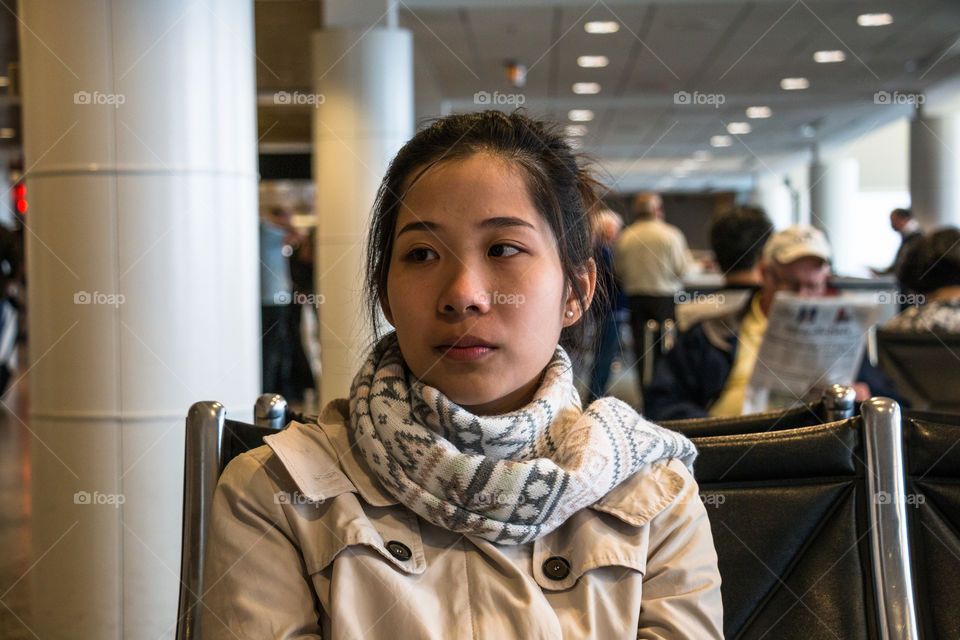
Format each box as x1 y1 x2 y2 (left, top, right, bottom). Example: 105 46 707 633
407 247 438 262
489 244 521 258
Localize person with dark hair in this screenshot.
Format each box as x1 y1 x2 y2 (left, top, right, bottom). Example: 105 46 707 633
203 111 722 639
676 206 774 331
884 227 960 333
709 205 773 287
872 207 922 282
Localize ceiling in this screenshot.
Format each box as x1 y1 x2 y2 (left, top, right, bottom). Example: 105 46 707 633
4 2 960 192
254 0 960 192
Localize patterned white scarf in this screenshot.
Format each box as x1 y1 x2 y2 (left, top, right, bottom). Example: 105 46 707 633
348 332 696 545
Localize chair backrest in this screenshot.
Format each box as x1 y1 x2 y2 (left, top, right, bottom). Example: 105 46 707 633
901 409 960 639
176 394 291 640
876 328 960 411
688 397 917 639
661 384 857 438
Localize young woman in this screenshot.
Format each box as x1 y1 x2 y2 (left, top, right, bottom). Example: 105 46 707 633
202 111 723 639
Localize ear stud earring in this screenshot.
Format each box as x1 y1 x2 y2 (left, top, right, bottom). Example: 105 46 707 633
565 310 575 318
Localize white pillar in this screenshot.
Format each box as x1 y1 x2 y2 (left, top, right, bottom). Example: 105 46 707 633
910 110 960 228
0 149 14 229
311 25 413 406
810 157 859 274
19 1 259 638
750 173 793 229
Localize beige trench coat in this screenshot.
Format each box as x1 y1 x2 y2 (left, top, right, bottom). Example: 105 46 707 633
201 399 723 639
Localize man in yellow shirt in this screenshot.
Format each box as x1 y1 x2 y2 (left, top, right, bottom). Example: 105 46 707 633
645 226 895 420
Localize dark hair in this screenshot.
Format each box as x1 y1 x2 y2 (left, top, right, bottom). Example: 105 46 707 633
709 206 774 274
364 110 603 359
900 227 960 295
891 208 912 220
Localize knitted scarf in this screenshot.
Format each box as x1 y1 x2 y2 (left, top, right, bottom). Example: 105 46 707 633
348 332 697 545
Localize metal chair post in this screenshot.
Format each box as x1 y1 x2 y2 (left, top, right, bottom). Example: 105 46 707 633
177 401 225 640
821 384 856 422
862 397 919 640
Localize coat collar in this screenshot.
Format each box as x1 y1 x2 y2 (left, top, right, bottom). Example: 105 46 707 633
266 399 688 530
589 458 687 527
265 399 399 508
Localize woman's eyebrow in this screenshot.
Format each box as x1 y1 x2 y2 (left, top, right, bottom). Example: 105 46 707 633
479 216 536 231
396 220 441 237
396 216 535 237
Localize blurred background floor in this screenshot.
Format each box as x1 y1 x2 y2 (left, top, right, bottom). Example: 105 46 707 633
0 366 33 640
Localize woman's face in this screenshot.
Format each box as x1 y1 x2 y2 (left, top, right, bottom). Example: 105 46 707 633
382 153 594 415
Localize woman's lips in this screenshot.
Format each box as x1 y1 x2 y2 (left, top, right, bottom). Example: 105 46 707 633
435 340 496 362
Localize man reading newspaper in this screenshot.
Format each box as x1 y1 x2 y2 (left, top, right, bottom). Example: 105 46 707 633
645 225 903 420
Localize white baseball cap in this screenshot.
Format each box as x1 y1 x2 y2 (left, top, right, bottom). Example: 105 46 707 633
762 225 832 265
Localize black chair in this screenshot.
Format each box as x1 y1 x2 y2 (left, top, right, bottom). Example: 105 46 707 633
662 384 857 438
688 397 918 639
176 394 302 640
876 329 960 412
901 408 960 639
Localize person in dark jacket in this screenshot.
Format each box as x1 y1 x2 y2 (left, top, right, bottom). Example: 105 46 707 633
646 225 903 420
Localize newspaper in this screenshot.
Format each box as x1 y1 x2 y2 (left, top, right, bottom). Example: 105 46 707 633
743 294 880 414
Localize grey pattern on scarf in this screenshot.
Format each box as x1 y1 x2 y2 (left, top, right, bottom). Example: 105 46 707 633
348 332 697 545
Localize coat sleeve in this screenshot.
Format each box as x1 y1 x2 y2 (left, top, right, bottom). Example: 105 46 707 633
637 463 724 639
201 450 324 640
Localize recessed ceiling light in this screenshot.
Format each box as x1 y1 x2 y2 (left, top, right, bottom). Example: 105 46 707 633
813 50 846 63
857 13 893 27
568 109 595 122
565 124 588 137
727 122 752 135
572 82 601 95
577 55 609 68
710 135 733 147
781 77 810 90
693 150 712 162
584 21 619 34
746 106 772 119
0 128 15 139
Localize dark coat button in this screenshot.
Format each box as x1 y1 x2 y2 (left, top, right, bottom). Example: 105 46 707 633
386 540 412 561
542 556 571 580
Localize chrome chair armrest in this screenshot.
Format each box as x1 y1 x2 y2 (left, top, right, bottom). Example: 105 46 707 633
177 401 225 640
863 397 919 640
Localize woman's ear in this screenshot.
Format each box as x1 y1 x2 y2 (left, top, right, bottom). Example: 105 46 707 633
563 258 597 326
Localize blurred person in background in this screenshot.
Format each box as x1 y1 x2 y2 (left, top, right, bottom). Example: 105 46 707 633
872 208 922 281
586 209 625 402
710 206 773 289
646 225 901 420
614 191 693 394
884 227 960 333
872 208 922 312
677 206 774 331
260 206 297 400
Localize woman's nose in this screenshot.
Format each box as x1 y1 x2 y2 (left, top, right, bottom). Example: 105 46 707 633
438 265 491 316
